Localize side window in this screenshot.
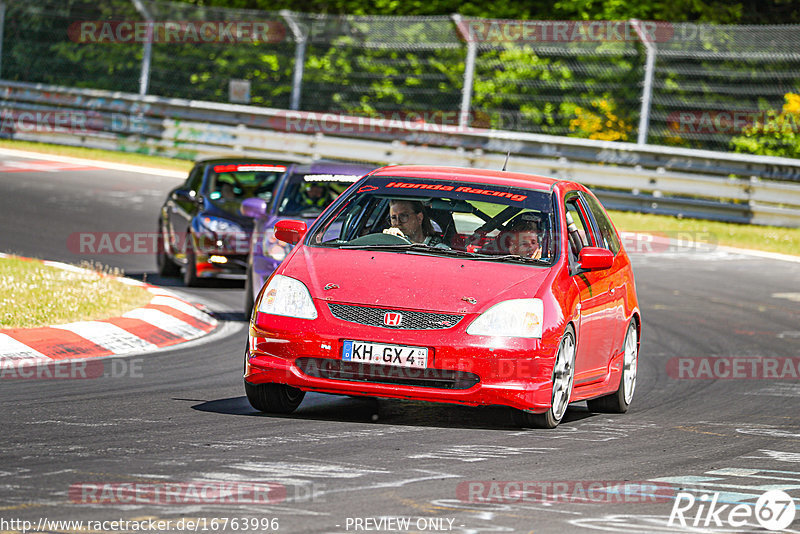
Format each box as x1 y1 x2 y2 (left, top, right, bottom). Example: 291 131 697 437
185 165 203 192
582 193 621 255
564 196 595 258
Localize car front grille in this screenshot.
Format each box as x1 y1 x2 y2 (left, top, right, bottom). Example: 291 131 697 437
295 358 480 390
328 303 463 330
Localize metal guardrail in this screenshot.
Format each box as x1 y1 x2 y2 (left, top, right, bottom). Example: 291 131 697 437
2 80 800 227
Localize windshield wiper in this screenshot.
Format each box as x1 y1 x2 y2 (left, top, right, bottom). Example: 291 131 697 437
340 243 477 256
339 243 549 263
472 254 551 264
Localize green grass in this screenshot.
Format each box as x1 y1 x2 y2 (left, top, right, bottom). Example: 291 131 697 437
609 210 800 256
0 139 194 172
0 257 153 328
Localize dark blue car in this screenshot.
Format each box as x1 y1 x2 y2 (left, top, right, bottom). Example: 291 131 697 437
158 158 301 286
241 161 376 315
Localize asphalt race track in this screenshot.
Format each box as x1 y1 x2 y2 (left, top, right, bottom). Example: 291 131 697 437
1 155 799 534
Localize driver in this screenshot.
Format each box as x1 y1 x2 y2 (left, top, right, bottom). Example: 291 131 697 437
216 173 237 200
497 217 542 259
300 182 330 209
383 199 436 244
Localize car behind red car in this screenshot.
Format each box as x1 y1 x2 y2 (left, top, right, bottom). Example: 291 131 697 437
244 165 640 428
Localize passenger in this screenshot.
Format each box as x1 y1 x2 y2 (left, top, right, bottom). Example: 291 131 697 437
383 199 436 244
497 218 542 259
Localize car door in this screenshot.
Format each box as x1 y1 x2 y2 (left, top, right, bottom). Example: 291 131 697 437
582 191 629 357
168 163 204 256
565 193 617 385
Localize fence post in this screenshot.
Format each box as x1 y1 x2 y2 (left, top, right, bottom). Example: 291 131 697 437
0 2 6 79
630 19 656 146
131 0 153 96
281 11 307 111
452 14 476 129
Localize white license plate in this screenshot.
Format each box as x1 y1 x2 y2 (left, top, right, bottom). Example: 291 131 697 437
342 340 428 369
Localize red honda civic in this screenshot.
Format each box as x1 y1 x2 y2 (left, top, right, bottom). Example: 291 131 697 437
244 166 641 428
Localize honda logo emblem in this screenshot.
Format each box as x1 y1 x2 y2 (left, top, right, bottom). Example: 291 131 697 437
383 312 403 327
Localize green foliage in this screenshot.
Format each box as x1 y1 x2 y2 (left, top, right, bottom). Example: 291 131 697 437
185 0 791 23
730 93 800 158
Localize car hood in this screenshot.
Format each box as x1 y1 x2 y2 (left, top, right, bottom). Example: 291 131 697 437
202 200 254 229
280 247 553 314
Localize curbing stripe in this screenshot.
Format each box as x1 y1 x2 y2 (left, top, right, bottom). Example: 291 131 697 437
52 321 159 354
3 327 112 360
0 254 218 363
0 334 51 361
0 147 188 178
145 303 216 332
104 317 185 348
149 295 216 324
122 308 208 341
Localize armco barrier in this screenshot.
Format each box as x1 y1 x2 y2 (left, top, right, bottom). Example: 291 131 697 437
2 80 800 226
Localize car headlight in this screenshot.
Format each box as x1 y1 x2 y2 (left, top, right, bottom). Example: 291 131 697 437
200 216 243 235
257 275 317 320
466 298 543 338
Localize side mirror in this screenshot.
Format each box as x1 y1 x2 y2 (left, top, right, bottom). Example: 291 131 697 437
578 247 614 271
241 198 268 218
274 219 307 245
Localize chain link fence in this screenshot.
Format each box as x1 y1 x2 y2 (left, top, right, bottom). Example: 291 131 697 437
2 0 800 153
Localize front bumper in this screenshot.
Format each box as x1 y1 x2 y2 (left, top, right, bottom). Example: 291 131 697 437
245 310 560 413
194 253 248 278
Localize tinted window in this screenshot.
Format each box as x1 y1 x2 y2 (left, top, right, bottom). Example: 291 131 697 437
565 196 595 258
186 165 203 192
206 163 287 201
583 192 621 255
277 171 363 217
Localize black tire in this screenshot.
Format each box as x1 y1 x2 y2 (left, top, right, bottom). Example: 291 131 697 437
244 381 305 414
587 319 638 414
156 219 180 277
244 265 255 319
514 325 576 429
183 233 201 287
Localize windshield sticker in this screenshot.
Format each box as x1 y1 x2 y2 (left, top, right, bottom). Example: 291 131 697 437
213 164 286 173
385 181 527 202
303 174 360 182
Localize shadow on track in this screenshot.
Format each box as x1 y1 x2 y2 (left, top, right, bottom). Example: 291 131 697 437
189 393 595 431
126 272 245 289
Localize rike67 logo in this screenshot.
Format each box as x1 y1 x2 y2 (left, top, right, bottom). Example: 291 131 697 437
669 490 796 531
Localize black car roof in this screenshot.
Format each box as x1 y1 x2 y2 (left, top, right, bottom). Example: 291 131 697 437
195 156 307 165
195 156 375 166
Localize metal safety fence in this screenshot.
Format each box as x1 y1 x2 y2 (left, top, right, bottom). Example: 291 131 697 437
2 0 800 155
3 80 800 226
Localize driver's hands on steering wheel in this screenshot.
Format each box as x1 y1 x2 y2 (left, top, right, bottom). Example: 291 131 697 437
382 227 407 239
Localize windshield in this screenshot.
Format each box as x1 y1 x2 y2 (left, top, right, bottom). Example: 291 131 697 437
206 163 286 203
308 176 558 265
276 171 362 217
